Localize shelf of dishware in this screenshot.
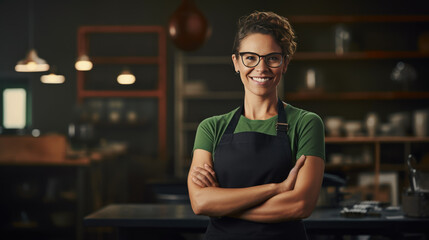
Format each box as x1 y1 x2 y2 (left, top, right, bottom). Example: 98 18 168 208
326 163 425 172
183 91 243 99
293 51 429 60
326 162 429 172
182 55 232 65
285 91 429 101
325 136 429 143
288 15 429 23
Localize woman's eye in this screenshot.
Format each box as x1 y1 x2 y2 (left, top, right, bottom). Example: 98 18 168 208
268 56 280 61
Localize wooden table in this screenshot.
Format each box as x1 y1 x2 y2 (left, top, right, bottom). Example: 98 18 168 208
84 204 429 239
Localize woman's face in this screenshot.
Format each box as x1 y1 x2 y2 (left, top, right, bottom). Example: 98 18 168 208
232 33 289 98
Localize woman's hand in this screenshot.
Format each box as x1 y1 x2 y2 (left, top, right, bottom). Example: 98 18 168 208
191 155 306 191
191 163 219 187
277 155 306 193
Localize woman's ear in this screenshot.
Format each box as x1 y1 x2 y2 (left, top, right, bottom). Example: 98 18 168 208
232 54 239 73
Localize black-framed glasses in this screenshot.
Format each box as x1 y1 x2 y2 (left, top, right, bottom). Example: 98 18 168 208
239 52 284 68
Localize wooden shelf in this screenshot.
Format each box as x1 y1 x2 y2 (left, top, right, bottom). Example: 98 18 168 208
183 91 243 99
379 163 429 172
380 164 406 171
285 91 429 101
78 90 164 98
184 56 231 65
92 56 160 64
325 136 429 143
325 163 373 171
293 51 429 60
0 158 90 166
76 25 167 161
92 121 148 128
289 15 429 23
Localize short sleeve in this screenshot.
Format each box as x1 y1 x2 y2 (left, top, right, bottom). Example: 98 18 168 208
193 118 216 154
295 112 325 161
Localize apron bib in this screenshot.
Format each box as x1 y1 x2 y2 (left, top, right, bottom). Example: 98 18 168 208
204 99 308 240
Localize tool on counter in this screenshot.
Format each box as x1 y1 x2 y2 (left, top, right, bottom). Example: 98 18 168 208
340 201 383 218
402 154 429 218
407 154 417 192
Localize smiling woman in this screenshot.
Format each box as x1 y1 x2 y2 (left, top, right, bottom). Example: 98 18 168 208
232 33 286 100
187 11 325 240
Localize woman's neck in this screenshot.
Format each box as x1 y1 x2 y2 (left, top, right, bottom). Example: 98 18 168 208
243 95 278 120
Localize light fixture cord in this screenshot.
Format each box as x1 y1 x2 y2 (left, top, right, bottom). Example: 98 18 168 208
28 0 34 49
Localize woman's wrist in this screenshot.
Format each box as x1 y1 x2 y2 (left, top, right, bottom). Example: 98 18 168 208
272 183 283 195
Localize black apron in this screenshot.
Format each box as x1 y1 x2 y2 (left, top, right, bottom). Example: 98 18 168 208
204 99 308 240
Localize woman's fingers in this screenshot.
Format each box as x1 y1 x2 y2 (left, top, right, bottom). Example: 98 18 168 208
280 155 306 192
192 168 211 187
191 165 218 187
191 176 206 188
290 155 306 176
204 164 216 177
203 164 219 187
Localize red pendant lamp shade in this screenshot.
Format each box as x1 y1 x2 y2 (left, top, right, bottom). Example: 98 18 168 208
168 0 210 51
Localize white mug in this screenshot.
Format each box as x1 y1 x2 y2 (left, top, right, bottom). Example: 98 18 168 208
414 110 429 137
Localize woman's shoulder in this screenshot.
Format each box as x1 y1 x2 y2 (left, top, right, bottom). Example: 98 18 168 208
285 103 323 125
198 107 239 131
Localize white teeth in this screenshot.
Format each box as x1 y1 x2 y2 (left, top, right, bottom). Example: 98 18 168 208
252 77 270 83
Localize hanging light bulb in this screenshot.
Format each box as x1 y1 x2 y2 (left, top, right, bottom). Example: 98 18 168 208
15 0 50 73
75 54 93 71
117 68 135 85
40 73 65 84
15 49 50 72
40 66 65 84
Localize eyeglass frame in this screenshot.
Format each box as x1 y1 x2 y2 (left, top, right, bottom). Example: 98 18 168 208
238 52 286 68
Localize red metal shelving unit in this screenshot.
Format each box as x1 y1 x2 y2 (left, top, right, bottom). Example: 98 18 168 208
76 25 167 160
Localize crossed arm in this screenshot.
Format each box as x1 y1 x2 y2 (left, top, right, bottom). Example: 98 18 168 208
187 149 325 223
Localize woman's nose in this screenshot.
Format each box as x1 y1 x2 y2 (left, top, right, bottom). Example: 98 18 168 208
255 57 270 71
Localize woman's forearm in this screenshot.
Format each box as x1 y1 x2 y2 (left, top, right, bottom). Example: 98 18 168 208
228 189 312 223
189 154 307 217
229 156 325 223
189 150 283 217
189 181 280 217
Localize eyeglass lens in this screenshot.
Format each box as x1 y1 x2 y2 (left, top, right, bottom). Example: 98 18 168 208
240 52 283 68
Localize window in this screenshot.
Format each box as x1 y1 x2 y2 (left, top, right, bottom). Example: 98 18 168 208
3 88 27 128
0 78 31 133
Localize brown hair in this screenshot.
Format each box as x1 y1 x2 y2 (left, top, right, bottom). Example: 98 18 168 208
232 11 297 58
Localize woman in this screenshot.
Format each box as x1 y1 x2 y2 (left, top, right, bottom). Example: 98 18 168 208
188 11 325 240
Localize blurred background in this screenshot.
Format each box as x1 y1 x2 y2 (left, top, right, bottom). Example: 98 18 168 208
1 0 429 239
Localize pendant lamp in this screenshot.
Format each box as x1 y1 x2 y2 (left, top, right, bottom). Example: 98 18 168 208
40 66 65 84
75 54 93 71
168 0 211 51
40 73 65 84
117 68 136 85
15 49 49 72
15 0 49 72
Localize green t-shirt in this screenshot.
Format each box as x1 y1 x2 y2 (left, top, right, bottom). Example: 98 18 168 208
193 104 325 162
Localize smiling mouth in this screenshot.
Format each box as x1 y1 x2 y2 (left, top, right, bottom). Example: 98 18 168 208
250 77 273 83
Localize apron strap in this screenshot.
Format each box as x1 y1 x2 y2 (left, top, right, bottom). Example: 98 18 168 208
224 105 243 134
276 99 289 134
224 98 288 135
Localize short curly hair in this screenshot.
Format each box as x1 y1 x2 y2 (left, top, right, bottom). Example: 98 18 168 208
232 11 297 59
